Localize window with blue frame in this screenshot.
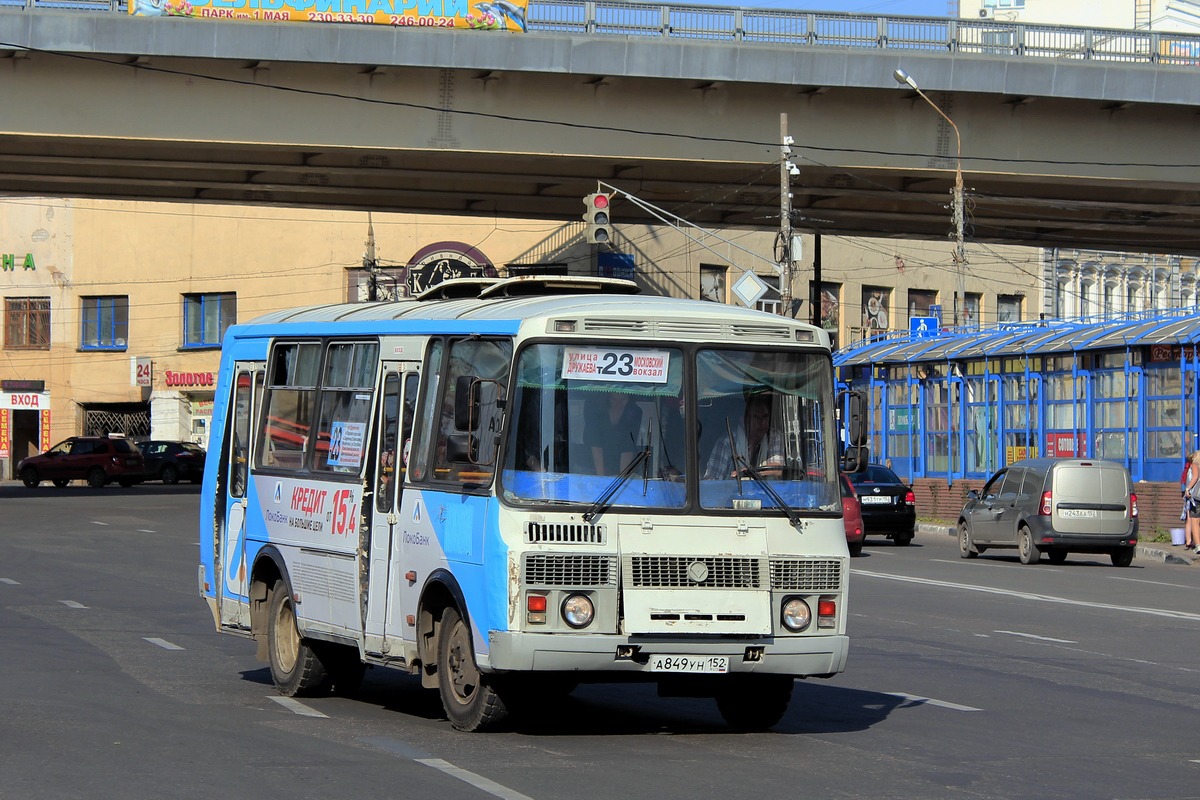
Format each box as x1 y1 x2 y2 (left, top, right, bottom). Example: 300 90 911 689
183 293 236 348
80 296 129 350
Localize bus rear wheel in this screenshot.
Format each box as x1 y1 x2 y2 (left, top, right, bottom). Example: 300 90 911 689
437 606 508 732
268 580 327 696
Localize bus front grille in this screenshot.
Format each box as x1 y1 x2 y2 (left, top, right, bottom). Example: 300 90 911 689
523 554 618 587
623 556 765 589
769 558 844 592
525 521 606 545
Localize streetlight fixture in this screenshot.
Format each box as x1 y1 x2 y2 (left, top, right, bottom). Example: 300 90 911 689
893 67 966 327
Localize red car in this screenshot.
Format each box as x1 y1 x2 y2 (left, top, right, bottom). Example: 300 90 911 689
840 472 865 557
16 435 145 489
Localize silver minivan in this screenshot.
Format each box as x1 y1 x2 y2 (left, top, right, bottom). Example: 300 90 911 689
958 458 1139 567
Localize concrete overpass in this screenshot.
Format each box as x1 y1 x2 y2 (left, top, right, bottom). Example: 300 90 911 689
0 4 1199 253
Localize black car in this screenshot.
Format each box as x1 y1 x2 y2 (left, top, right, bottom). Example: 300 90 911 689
845 463 917 546
139 440 207 484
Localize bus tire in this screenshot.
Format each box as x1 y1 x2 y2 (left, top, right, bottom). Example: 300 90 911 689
316 643 367 695
268 580 327 697
437 606 508 732
715 675 794 731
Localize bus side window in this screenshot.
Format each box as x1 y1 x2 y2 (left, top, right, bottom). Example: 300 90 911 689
431 337 512 484
375 373 401 513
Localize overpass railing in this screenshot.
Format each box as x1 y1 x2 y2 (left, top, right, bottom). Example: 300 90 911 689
4 0 1199 67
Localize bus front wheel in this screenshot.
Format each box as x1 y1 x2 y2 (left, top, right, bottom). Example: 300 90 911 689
437 606 508 732
268 580 327 696
715 675 794 731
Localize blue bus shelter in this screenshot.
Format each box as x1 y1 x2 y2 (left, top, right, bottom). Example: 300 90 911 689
833 309 1200 483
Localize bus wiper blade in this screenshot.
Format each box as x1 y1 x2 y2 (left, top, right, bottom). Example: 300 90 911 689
582 447 650 523
732 453 801 528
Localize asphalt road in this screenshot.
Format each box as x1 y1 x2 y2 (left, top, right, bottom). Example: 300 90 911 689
2 484 1198 800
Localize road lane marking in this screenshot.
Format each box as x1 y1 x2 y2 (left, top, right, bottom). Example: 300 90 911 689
883 692 982 712
268 696 327 718
0 578 18 585
137 529 156 534
852 569 1200 622
931 558 1060 572
362 737 534 799
59 600 87 609
91 521 109 526
415 758 536 800
1109 576 1199 590
144 637 184 650
995 630 1077 644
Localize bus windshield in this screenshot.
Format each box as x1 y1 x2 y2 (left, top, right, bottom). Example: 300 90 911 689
499 342 839 514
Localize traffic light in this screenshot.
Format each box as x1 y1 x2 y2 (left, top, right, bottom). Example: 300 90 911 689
583 192 612 244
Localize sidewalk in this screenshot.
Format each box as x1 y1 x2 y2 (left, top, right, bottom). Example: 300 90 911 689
916 522 1196 566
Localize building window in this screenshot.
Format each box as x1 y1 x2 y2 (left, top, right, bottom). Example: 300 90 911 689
347 267 407 302
4 297 50 350
81 296 129 350
862 286 891 336
756 275 780 315
183 293 236 348
907 289 937 320
964 293 981 328
997 294 1023 323
700 264 727 303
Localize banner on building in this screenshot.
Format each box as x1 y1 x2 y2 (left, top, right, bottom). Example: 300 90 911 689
129 0 530 32
40 410 51 452
0 409 9 459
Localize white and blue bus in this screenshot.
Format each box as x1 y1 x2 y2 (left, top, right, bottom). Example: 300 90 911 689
199 276 860 731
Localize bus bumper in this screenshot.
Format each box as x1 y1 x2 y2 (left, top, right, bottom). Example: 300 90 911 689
482 631 848 677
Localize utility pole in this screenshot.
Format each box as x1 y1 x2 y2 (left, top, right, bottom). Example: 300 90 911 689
364 212 378 301
779 113 794 318
894 68 966 326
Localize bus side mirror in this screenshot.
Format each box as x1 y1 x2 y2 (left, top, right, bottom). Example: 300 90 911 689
846 390 867 447
841 445 867 473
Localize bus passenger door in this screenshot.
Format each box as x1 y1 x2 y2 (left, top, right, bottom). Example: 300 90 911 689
219 364 263 629
365 364 419 653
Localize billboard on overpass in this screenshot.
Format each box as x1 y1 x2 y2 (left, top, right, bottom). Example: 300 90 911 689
130 0 529 32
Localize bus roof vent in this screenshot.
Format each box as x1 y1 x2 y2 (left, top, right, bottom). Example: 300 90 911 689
415 277 501 301
581 318 651 334
730 323 793 340
480 275 640 298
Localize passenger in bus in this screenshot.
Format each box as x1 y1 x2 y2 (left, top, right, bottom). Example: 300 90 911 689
586 391 643 475
703 393 786 479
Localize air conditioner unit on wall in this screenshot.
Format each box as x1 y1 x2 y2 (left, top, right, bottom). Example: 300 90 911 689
979 8 991 17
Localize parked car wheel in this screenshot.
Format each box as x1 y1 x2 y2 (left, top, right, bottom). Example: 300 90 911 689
87 467 107 488
52 479 69 488
160 464 179 485
893 532 914 546
1110 547 1134 568
958 521 978 559
1018 526 1040 564
20 467 39 488
848 541 863 557
1047 548 1068 564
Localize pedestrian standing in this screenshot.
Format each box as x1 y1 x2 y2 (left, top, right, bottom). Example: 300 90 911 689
1185 451 1200 552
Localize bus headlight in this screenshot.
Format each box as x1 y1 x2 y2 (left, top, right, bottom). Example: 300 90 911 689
561 594 595 629
781 597 812 632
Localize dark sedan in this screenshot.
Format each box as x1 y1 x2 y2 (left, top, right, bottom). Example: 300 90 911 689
139 440 206 484
845 463 917 546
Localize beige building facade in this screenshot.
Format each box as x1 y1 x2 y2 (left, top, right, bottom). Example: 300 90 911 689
1 196 1047 479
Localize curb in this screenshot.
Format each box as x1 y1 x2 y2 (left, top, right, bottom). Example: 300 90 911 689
918 522 1195 566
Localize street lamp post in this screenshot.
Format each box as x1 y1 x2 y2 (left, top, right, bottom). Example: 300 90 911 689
893 67 966 327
